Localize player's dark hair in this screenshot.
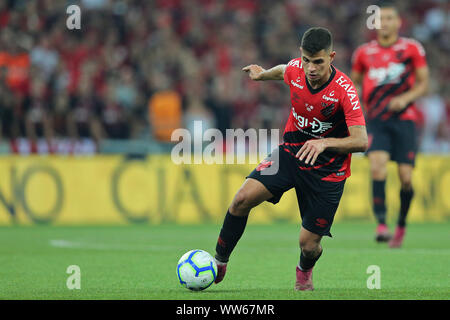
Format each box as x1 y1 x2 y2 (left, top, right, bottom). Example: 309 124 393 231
377 0 398 12
301 27 333 55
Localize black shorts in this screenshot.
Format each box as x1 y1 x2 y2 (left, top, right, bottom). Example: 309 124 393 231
367 119 418 165
247 145 346 237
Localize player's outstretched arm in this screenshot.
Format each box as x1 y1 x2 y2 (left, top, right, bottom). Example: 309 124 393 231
295 125 368 165
242 64 286 81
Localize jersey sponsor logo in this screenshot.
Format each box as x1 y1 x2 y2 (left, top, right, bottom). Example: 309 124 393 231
292 107 332 134
368 62 405 85
365 47 379 55
322 93 339 103
288 59 301 68
291 79 304 89
335 75 361 110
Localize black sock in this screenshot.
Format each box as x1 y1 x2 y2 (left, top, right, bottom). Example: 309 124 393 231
215 210 248 263
299 248 323 271
372 180 387 225
398 188 414 227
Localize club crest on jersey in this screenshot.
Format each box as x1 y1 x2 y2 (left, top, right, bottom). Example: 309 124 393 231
320 103 335 117
292 92 301 104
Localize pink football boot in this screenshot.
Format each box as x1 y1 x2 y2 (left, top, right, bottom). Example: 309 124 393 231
295 266 314 291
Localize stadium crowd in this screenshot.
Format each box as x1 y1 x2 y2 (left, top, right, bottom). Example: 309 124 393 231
0 0 448 153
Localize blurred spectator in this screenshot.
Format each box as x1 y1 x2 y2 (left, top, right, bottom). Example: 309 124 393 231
24 72 53 152
417 79 449 153
149 89 182 142
184 95 216 138
67 77 103 146
30 35 59 80
0 66 16 141
100 78 131 140
0 0 448 154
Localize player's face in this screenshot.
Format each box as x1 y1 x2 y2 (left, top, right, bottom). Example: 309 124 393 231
301 49 335 83
378 7 401 38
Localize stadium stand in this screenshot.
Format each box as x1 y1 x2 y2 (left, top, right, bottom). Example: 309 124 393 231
0 0 448 154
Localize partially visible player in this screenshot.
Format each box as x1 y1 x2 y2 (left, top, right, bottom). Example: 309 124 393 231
213 27 368 290
351 1 429 247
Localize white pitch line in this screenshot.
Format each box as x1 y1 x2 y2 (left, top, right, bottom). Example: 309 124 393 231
49 239 179 252
49 240 450 256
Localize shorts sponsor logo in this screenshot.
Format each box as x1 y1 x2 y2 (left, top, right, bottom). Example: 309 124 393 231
256 160 274 172
315 218 328 228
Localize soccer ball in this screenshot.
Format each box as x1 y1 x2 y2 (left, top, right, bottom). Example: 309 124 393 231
177 249 217 291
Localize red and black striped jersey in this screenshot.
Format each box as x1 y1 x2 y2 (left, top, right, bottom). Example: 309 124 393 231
282 58 366 181
351 37 427 122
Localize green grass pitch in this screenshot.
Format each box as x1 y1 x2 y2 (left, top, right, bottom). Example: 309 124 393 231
0 222 448 299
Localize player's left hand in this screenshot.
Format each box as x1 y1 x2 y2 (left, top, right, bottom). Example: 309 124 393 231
295 139 327 165
388 95 409 112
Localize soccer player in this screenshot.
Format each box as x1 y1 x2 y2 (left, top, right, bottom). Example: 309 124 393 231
350 2 429 247
213 27 368 290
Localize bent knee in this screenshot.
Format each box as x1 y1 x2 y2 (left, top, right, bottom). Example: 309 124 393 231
398 166 413 190
369 153 389 180
299 240 321 257
370 162 388 180
230 190 255 215
400 178 413 190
